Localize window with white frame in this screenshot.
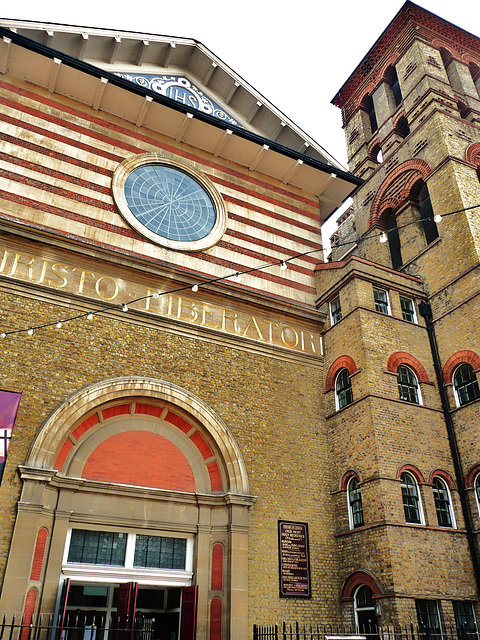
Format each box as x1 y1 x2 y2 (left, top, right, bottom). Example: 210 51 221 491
432 477 455 528
330 296 342 325
416 600 442 639
397 365 422 404
453 364 480 407
373 287 390 314
400 472 424 524
335 368 353 410
400 297 417 323
347 477 364 529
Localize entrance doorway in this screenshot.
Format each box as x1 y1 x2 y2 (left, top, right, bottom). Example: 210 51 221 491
354 585 379 636
59 582 195 640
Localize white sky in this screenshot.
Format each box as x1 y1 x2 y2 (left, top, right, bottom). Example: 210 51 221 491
0 0 478 247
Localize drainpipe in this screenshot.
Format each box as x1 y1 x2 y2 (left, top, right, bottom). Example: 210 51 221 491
418 301 480 595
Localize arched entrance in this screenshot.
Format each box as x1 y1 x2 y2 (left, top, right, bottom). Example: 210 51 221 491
354 585 379 635
1 378 254 640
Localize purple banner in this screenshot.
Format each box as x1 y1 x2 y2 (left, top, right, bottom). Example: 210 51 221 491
278 521 311 598
0 390 21 482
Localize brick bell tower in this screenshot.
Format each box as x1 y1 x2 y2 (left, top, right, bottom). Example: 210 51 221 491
317 1 480 631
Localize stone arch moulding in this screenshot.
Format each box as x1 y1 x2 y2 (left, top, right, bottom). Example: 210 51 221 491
26 376 249 495
369 159 432 228
340 571 382 601
386 352 431 383
442 350 480 383
325 355 358 392
465 143 480 167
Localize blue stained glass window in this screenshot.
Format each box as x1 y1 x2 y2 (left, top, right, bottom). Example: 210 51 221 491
124 164 216 243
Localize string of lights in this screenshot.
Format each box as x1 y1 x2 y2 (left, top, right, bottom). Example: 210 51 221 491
0 203 478 339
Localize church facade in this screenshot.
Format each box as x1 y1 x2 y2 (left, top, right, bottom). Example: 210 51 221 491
0 2 479 639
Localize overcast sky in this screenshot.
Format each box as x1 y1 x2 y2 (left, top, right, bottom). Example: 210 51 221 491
1 1 476 169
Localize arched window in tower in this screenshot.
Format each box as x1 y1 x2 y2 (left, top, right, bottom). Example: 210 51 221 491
432 477 454 527
335 368 353 410
366 95 378 134
394 115 410 139
456 99 470 119
385 210 403 269
347 477 364 529
397 365 421 404
400 472 423 524
469 62 480 98
453 363 480 406
370 143 383 164
386 65 402 108
440 48 462 93
416 182 439 244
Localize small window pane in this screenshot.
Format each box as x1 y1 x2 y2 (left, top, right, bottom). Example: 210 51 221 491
433 478 453 527
373 287 389 314
454 364 480 406
330 296 342 325
401 473 422 523
400 297 416 323
453 601 477 639
348 478 364 528
416 600 442 639
134 535 187 570
398 365 420 404
68 530 127 566
336 368 353 409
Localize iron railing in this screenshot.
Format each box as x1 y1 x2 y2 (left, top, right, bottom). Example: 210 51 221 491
253 622 479 640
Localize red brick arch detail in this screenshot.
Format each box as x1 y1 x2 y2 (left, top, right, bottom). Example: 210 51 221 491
30 528 48 581
21 588 38 640
341 571 382 601
386 352 431 383
429 469 455 489
369 159 432 228
340 470 361 491
378 54 401 83
465 463 480 489
325 356 358 392
465 143 480 166
209 597 222 640
442 350 480 383
397 464 425 484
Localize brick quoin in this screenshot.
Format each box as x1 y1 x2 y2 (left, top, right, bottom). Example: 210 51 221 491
211 544 224 591
209 597 222 640
81 431 196 492
30 528 48 581
442 349 480 382
386 352 430 383
325 355 358 392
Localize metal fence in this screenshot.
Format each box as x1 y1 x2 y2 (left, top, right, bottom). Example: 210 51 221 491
253 622 479 640
0 614 154 640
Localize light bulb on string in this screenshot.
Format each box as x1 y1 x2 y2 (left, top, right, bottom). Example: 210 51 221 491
152 292 160 298
122 303 129 312
0 333 6 339
56 321 63 329
192 284 199 292
379 232 388 243
27 328 34 336
280 261 288 270
434 214 442 223
87 312 94 320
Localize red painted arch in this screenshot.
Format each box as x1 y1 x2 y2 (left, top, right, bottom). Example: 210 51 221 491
325 355 358 392
369 159 432 228
443 350 480 383
387 352 431 383
341 571 382 601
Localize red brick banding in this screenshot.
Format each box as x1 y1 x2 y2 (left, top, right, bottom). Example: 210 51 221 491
325 355 358 392
442 350 480 383
209 597 222 640
386 352 431 383
21 588 38 640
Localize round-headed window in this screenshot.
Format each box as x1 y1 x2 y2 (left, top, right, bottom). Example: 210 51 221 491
112 153 227 251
